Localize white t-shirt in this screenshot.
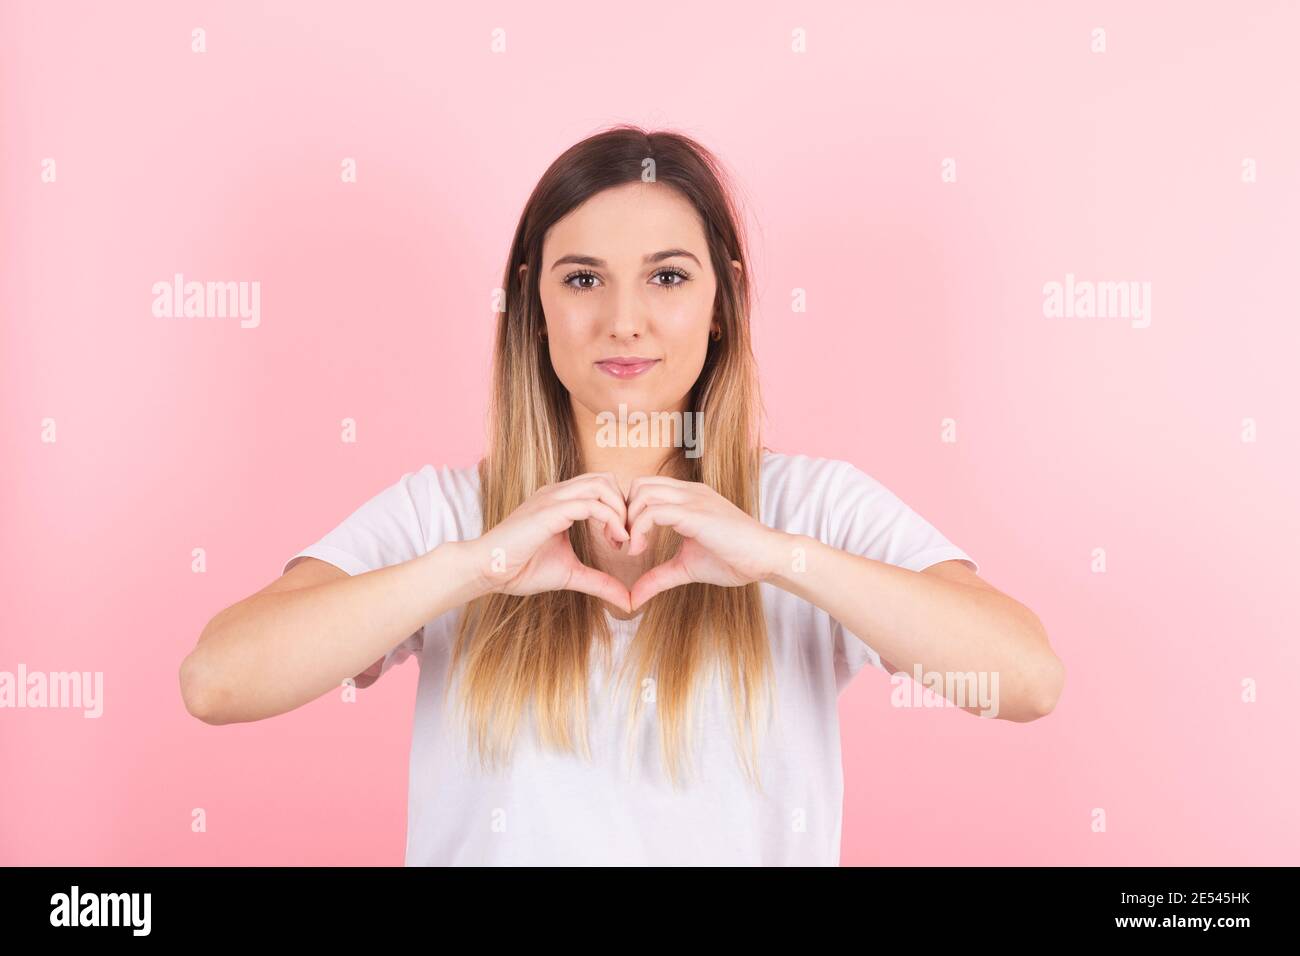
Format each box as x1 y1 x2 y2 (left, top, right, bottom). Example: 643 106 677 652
283 450 977 866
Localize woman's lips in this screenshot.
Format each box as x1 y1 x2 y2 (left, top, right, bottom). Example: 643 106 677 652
594 358 660 379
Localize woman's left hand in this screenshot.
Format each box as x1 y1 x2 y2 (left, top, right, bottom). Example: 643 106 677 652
623 476 788 610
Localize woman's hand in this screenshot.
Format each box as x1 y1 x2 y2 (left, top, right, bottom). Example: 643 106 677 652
624 475 788 610
463 473 633 612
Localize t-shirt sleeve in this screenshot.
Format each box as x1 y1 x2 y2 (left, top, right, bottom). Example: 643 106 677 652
281 467 438 684
823 460 978 680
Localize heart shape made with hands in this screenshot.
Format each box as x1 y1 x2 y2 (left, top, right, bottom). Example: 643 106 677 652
598 489 665 616
580 487 674 616
569 477 759 615
490 474 769 616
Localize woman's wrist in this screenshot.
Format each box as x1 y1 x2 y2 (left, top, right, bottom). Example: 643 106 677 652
761 531 819 590
423 538 494 607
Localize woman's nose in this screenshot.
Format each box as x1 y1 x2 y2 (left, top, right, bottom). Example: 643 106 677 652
606 284 649 340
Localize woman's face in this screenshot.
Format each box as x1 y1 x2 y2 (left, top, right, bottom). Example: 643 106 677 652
530 181 737 421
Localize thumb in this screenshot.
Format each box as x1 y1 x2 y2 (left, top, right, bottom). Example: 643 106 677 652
629 555 693 611
563 558 632 614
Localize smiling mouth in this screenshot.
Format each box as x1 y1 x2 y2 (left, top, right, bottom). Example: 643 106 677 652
594 357 660 379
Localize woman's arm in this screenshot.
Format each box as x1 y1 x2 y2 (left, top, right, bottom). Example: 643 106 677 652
621 475 1064 723
181 471 634 726
179 541 485 725
765 536 1063 722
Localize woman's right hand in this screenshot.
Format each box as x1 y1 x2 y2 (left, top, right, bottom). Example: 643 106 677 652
463 473 633 611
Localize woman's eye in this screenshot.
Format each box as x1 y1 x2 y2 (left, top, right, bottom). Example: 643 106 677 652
652 268 691 289
563 271 600 292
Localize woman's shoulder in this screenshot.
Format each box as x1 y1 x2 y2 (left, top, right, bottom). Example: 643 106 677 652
759 447 900 533
411 460 483 506
760 448 875 494
414 459 482 484
401 460 484 542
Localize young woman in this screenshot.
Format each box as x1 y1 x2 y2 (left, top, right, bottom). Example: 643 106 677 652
181 125 1064 866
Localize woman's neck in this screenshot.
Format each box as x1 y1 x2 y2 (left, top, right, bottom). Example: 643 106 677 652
571 404 684 495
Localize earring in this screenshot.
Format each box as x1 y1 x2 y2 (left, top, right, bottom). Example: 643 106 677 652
710 326 722 341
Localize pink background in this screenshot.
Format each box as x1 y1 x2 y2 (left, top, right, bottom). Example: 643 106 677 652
3 1 1297 866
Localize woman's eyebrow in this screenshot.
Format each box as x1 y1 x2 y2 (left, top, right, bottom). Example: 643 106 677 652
549 249 702 270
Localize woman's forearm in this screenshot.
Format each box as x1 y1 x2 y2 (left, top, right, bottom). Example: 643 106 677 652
764 532 1062 722
181 541 486 725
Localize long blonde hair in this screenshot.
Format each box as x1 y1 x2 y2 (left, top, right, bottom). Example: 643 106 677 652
449 125 774 791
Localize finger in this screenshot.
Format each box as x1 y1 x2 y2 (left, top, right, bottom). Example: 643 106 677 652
625 484 689 531
547 497 625 542
577 491 631 547
568 498 628 552
554 472 626 511
551 474 629 539
626 503 691 557
629 554 693 610
576 474 632 546
564 559 632 613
